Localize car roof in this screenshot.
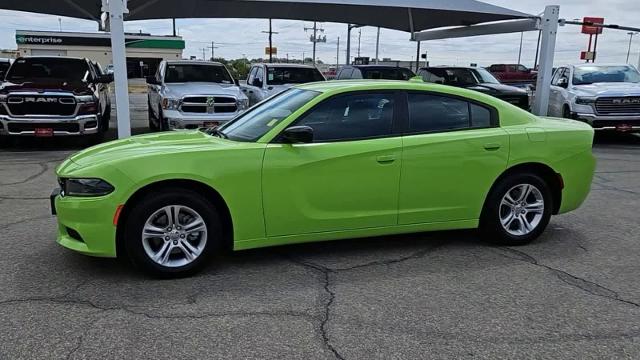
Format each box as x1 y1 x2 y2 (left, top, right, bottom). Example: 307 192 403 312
349 65 411 69
257 63 318 69
166 60 225 66
570 63 635 68
421 66 479 70
16 56 86 61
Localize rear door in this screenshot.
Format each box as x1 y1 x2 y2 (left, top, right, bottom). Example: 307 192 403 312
262 91 403 236
398 91 509 224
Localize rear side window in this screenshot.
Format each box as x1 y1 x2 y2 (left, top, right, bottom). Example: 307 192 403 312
407 93 493 133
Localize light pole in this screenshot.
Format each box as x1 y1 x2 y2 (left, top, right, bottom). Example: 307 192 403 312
626 32 637 64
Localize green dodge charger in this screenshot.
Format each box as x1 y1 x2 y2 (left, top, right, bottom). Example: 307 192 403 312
52 80 596 276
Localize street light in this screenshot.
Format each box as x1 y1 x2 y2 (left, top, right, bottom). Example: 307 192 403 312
626 32 638 64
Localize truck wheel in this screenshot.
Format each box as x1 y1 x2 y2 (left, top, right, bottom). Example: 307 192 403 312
562 105 571 119
158 107 169 131
148 100 158 131
123 189 221 277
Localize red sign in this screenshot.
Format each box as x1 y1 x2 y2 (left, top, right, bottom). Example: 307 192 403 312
582 17 604 35
580 51 595 60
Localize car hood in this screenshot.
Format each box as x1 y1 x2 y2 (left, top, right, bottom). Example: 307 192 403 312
572 82 640 97
0 80 91 95
63 131 234 169
466 83 527 95
164 82 244 99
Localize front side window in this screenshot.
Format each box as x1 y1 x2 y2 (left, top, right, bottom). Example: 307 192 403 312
294 92 395 142
266 66 325 85
407 93 493 133
164 64 233 84
6 58 90 82
361 68 414 80
572 65 640 85
218 89 320 142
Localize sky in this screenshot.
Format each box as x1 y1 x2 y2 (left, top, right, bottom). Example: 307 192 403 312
0 0 639 67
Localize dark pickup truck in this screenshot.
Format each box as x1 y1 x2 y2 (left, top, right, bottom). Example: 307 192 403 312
0 56 112 140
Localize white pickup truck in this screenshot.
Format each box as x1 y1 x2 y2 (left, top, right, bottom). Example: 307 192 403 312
147 60 249 131
548 64 640 132
241 63 326 106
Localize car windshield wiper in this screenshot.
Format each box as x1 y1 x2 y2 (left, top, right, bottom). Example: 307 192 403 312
203 127 228 139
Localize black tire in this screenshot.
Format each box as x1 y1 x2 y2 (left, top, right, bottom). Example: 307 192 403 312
148 100 158 131
562 105 571 119
123 189 221 277
157 107 169 131
479 173 553 246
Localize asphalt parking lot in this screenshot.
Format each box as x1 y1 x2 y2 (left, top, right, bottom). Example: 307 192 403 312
1 102 640 358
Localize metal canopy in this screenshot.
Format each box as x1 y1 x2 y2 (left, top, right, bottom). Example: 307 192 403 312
3 0 531 33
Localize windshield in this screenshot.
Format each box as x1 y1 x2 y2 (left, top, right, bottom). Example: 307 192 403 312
361 68 415 80
217 88 320 142
573 65 640 85
164 64 233 84
422 68 499 86
6 58 90 82
266 67 325 85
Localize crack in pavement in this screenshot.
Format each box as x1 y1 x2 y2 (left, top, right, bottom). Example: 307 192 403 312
285 240 446 360
0 214 52 230
0 162 48 186
494 247 640 309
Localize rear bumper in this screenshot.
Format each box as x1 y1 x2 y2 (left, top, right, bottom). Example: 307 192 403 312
574 113 640 130
0 114 99 136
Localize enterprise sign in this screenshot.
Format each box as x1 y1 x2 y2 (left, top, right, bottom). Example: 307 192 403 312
16 33 185 49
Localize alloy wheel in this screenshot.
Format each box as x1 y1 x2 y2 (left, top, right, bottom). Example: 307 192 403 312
141 205 208 268
499 184 545 236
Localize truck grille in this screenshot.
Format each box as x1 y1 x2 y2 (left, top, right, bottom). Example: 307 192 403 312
7 95 77 116
180 96 237 114
596 97 640 115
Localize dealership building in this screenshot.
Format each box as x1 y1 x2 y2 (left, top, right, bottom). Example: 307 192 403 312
15 30 184 78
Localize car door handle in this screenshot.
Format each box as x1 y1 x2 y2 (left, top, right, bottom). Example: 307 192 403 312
483 143 501 151
376 155 396 164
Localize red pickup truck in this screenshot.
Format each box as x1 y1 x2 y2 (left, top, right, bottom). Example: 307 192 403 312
487 64 537 84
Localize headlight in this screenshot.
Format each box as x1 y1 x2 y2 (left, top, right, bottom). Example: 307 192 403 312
237 97 250 111
76 95 95 103
60 178 114 197
162 98 180 110
575 97 596 105
0 95 7 103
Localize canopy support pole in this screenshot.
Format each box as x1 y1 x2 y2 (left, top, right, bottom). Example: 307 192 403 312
106 0 131 138
532 5 559 116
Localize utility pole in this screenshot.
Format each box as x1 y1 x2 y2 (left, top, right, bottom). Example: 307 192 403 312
626 32 637 64
345 24 362 65
375 27 380 64
201 48 206 60
208 41 219 61
357 29 362 57
262 19 279 63
534 29 542 70
305 22 325 65
517 32 524 65
172 18 176 36
336 37 340 68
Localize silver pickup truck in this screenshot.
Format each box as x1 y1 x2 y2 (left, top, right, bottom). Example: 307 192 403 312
147 60 249 130
549 64 640 132
241 63 325 106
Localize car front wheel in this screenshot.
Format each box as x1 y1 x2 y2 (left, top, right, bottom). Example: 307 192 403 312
480 173 552 246
124 190 221 277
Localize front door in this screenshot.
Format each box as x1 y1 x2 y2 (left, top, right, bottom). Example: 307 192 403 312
262 91 402 236
398 92 509 224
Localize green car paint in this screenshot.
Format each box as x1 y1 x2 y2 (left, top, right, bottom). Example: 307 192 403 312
53 80 595 258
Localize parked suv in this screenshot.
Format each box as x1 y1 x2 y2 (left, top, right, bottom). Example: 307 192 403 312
336 65 415 80
548 64 640 131
147 60 249 130
487 64 537 84
0 56 112 140
418 66 530 110
242 63 325 106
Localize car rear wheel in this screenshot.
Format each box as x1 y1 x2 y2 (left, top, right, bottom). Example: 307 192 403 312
124 190 221 277
480 173 552 246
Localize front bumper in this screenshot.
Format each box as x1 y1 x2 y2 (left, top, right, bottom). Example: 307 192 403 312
0 114 99 136
574 113 640 130
162 109 239 130
52 188 118 258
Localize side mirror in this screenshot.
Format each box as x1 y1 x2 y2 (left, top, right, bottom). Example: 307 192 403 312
557 78 569 88
253 78 263 88
146 76 159 85
234 78 240 86
281 126 314 144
